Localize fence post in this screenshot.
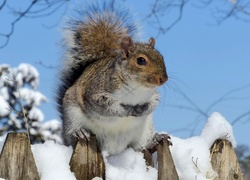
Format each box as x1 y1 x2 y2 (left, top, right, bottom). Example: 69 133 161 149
0 132 40 180
157 139 179 180
210 139 244 180
69 134 105 180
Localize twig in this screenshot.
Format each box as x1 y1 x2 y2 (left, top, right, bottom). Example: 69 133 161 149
144 0 190 36
192 157 201 173
0 0 6 10
6 106 23 117
0 0 69 48
4 77 30 141
0 0 38 48
176 89 209 118
167 84 250 135
36 61 56 69
18 89 30 141
232 110 250 126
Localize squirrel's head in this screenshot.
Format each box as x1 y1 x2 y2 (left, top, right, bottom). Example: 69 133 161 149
119 37 168 88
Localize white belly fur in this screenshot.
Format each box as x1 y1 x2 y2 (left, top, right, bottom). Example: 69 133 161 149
65 105 154 154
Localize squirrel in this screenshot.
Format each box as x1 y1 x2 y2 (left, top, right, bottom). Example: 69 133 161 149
56 1 169 155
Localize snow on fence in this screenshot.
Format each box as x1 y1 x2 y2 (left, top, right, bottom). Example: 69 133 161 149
0 132 244 180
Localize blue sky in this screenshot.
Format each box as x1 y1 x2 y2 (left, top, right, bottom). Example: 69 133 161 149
1 0 250 147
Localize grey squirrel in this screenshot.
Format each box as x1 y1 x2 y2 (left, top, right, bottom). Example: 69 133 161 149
56 1 168 155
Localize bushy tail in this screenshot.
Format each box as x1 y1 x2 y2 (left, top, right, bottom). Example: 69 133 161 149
56 0 137 116
64 0 137 66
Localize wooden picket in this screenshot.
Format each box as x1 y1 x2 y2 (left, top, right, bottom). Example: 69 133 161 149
0 133 39 180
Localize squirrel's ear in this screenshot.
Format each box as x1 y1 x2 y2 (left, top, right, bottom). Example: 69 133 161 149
121 37 133 58
148 37 155 48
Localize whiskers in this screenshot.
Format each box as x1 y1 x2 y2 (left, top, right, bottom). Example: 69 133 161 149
158 71 186 107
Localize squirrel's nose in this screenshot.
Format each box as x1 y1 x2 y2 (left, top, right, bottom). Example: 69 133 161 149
159 75 168 85
154 74 168 86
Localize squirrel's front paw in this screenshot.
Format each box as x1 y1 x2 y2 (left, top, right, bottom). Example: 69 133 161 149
120 103 152 117
131 103 149 117
120 103 134 116
146 133 172 153
73 129 91 141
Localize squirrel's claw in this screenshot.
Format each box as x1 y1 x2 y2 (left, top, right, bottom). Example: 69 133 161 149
73 129 90 141
153 133 172 146
146 133 172 154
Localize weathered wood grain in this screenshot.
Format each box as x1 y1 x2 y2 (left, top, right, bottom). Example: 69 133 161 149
210 139 244 180
157 139 179 180
69 134 105 180
0 132 40 180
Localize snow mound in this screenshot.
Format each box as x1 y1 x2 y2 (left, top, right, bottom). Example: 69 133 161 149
32 141 75 180
104 148 157 180
170 112 236 180
200 112 236 147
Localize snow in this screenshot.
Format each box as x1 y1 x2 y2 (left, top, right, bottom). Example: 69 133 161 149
170 112 235 180
104 148 157 180
0 63 61 144
0 63 47 118
41 119 61 130
31 141 75 180
200 112 236 148
14 87 47 106
0 87 9 100
0 64 10 87
0 95 9 117
170 137 217 179
28 107 44 122
8 115 22 128
0 112 237 180
0 63 39 89
40 120 62 143
15 63 39 89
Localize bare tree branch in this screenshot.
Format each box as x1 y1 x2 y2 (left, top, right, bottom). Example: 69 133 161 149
175 89 209 118
0 0 38 48
144 0 250 36
35 61 56 69
205 84 250 113
167 84 250 135
191 0 214 8
22 0 68 18
232 110 250 125
144 0 189 36
213 1 239 24
0 0 69 48
0 0 6 10
197 0 250 24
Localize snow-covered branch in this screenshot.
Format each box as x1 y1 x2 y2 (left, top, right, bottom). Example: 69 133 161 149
0 63 62 143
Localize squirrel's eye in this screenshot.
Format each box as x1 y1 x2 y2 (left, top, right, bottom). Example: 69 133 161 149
137 57 147 66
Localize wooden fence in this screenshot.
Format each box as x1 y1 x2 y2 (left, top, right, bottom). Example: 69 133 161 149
0 132 244 180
